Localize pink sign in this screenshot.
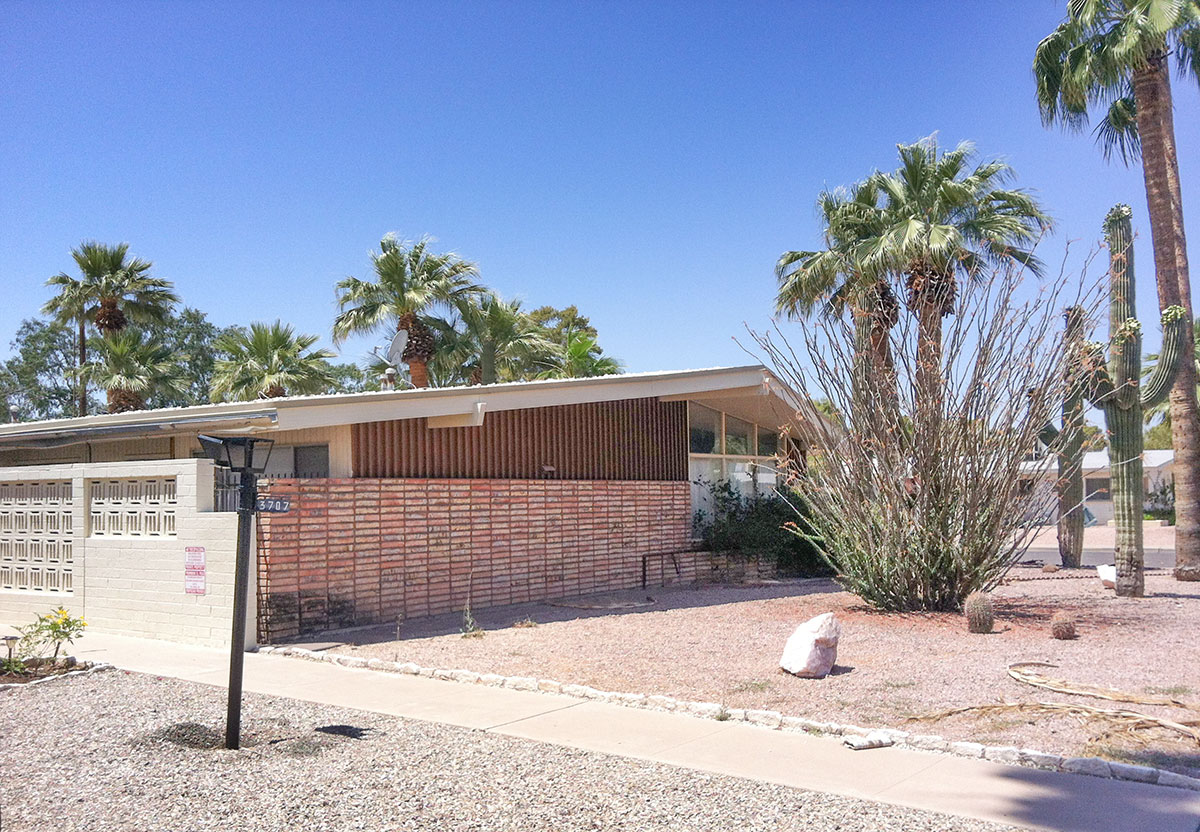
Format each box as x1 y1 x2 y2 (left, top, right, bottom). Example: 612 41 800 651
185 546 206 595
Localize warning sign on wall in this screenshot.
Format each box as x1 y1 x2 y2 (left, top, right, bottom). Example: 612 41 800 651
185 546 206 595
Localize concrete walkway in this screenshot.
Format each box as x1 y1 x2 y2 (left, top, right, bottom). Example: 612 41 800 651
73 632 1200 832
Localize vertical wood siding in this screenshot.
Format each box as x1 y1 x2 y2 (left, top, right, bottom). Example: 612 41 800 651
351 397 687 480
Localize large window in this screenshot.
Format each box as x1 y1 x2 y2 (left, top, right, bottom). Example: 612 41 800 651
1086 478 1111 501
687 402 785 506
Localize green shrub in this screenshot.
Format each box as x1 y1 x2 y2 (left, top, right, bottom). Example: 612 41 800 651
1146 480 1175 525
14 606 87 660
692 478 829 576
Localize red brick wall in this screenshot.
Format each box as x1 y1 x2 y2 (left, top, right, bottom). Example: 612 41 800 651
255 478 697 642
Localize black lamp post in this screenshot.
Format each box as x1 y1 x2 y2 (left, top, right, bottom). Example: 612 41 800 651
197 434 273 750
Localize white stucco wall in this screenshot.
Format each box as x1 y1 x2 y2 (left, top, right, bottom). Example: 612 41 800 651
0 458 251 649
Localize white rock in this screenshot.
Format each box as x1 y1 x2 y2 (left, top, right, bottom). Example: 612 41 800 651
1096 564 1117 589
744 709 782 728
780 613 841 678
1062 756 1112 778
1108 762 1158 783
1156 770 1200 791
950 741 986 758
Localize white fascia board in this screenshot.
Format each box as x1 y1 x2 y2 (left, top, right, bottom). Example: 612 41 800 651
274 367 772 431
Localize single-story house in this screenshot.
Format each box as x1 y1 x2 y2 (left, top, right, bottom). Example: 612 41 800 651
0 365 814 646
1020 449 1174 526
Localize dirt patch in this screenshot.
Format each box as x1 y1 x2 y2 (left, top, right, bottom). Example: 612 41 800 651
330 567 1200 777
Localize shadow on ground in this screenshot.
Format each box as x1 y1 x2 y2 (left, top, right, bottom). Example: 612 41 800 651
289 578 840 647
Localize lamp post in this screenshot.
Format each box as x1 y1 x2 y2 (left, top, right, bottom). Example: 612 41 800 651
197 434 273 750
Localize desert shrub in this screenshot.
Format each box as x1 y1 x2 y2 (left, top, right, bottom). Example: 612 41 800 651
1050 611 1077 640
692 478 829 576
13 606 87 660
964 591 994 633
754 261 1099 611
1145 479 1175 525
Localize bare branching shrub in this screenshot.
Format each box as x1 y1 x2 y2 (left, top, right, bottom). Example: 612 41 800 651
756 259 1100 611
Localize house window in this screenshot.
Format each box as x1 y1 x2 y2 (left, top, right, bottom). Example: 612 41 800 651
263 444 330 478
1086 478 1111 501
724 416 754 456
688 403 721 454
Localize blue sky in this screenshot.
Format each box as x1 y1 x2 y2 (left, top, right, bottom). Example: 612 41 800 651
2 1 1198 370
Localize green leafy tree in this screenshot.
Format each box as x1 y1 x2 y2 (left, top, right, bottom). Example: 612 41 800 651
333 235 485 388
211 321 337 401
80 330 186 414
528 305 598 345
141 307 240 408
0 319 92 421
1035 0 1200 580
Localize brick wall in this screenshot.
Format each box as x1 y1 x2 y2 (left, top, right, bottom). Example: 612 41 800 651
256 478 697 641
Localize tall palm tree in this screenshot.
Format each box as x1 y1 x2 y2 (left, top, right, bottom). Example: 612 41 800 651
776 181 901 423
453 294 559 385
211 321 337 401
43 241 177 416
80 330 186 414
539 332 622 379
1035 0 1200 581
859 138 1051 406
333 235 485 388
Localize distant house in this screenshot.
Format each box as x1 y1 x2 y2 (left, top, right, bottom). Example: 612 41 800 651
1020 449 1174 526
0 366 815 646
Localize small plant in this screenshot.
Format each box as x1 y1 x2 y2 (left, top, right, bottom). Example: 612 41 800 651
964 592 994 634
460 602 484 639
1 656 27 676
714 705 731 721
14 606 87 660
511 617 538 629
1050 611 1077 640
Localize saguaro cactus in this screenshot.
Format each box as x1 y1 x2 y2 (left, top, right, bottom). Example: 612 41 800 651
1075 204 1187 597
1050 308 1087 567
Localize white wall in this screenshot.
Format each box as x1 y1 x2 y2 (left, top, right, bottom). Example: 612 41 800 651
0 458 251 649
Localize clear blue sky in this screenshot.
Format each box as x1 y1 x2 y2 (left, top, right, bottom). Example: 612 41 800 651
2 1 1198 369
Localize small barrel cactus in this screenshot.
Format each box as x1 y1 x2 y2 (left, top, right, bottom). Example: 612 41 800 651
964 591 994 634
1050 612 1077 640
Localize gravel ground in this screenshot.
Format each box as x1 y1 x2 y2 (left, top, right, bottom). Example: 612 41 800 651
331 567 1200 777
0 671 1021 832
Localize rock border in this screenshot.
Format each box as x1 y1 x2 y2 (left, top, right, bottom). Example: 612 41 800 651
0 661 115 693
255 644 1199 792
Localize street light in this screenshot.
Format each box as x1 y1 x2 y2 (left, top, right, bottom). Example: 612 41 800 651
197 434 273 750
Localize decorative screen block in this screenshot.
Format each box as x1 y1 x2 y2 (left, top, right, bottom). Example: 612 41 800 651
0 480 75 594
88 477 177 538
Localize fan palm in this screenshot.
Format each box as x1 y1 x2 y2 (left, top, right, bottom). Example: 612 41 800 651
452 294 559 385
43 241 178 415
1035 0 1200 580
776 181 900 422
80 330 186 414
333 235 485 388
858 138 1051 404
211 321 337 401
539 332 622 379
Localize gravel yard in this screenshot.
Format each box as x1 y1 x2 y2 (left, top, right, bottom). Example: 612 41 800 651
0 671 1021 832
330 567 1200 777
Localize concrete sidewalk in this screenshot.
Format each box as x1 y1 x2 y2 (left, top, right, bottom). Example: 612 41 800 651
73 632 1199 832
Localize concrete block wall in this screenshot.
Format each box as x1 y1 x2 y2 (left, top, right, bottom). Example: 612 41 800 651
0 459 246 649
256 478 697 641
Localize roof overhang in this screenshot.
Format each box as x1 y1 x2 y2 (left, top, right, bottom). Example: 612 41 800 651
0 365 821 448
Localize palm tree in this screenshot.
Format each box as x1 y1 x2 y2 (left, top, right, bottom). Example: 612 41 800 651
453 294 559 385
80 330 186 414
43 242 177 416
211 321 337 401
858 138 1051 405
333 235 485 388
1035 0 1200 581
776 181 900 423
539 332 622 379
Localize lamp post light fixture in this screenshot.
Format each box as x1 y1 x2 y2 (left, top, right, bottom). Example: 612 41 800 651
197 434 273 750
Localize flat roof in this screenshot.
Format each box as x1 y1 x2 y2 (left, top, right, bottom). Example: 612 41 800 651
0 365 811 448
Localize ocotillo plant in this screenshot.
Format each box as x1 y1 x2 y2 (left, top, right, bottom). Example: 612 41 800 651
1077 204 1187 597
